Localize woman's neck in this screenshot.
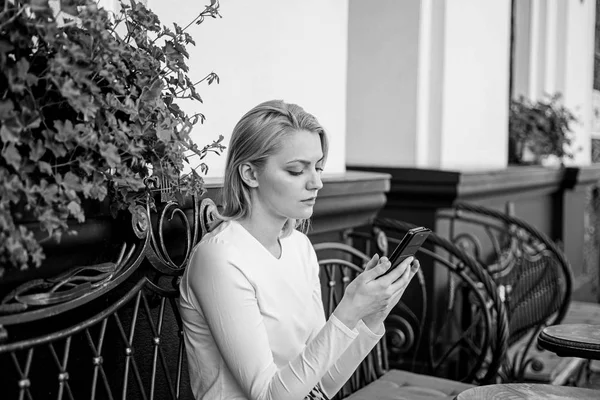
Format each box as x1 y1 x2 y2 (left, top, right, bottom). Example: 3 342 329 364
237 209 286 258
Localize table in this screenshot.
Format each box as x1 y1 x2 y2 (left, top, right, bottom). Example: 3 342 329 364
455 383 600 399
538 324 600 360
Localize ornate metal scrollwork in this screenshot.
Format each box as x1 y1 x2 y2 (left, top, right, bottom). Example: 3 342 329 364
0 196 219 324
385 314 415 355
0 194 221 400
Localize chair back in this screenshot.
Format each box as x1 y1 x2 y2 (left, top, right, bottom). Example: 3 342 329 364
437 202 573 380
314 219 509 393
0 197 219 400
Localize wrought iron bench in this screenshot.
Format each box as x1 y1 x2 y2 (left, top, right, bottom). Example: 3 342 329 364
0 197 219 400
314 218 510 399
436 202 589 385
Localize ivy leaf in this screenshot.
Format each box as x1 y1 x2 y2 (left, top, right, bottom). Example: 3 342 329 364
2 143 22 170
99 142 121 168
139 79 164 109
67 201 85 222
45 140 68 158
89 172 108 200
60 80 81 104
30 247 45 267
29 139 46 162
79 158 95 175
0 100 15 119
38 161 53 175
163 41 187 72
62 171 83 191
16 58 30 80
0 124 19 144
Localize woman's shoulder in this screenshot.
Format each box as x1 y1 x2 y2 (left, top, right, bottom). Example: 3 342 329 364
185 222 246 286
191 221 239 261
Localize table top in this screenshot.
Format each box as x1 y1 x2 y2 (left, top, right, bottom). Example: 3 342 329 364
538 324 600 360
455 383 600 399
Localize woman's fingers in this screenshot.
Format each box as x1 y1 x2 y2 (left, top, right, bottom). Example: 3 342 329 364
385 262 420 312
410 259 420 273
375 256 413 286
363 253 380 271
363 257 391 280
391 258 420 292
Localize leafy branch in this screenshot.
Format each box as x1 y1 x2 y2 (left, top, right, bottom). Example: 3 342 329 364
0 0 224 275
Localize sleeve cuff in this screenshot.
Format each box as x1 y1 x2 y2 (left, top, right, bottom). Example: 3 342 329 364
357 319 385 338
330 314 360 339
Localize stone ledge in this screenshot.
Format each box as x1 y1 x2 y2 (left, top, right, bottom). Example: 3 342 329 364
205 170 391 235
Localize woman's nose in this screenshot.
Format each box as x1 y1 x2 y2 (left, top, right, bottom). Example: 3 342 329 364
307 171 323 190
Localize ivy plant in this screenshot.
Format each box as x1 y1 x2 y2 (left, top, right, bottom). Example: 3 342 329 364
0 0 225 276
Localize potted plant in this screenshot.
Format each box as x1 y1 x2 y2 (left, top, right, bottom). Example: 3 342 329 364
0 0 224 280
508 94 578 166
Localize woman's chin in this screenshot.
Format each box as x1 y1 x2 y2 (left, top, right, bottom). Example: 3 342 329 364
294 207 315 220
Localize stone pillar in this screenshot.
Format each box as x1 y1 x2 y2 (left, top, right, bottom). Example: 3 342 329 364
346 0 512 171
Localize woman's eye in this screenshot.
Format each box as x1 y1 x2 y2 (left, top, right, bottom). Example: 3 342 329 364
316 167 324 173
288 170 303 176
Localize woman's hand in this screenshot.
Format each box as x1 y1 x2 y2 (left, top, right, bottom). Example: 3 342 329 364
362 257 420 333
332 254 419 331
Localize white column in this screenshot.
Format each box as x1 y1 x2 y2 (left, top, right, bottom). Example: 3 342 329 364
512 0 532 100
347 0 512 170
562 0 596 165
528 0 546 99
438 0 512 170
543 0 558 96
415 0 444 168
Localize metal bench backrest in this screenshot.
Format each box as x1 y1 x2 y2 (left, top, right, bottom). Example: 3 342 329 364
0 197 219 400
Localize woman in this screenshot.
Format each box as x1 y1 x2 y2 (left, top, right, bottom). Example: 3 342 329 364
179 100 420 400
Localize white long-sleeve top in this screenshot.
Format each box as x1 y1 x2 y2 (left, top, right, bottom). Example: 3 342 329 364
179 219 383 400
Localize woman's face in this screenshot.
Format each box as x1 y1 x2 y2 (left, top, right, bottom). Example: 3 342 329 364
254 129 324 221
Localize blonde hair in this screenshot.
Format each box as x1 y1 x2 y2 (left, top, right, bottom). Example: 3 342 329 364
220 100 328 236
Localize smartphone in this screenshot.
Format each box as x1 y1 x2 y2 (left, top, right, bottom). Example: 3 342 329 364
382 226 431 275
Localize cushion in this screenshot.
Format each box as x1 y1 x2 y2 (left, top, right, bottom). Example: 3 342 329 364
345 370 474 400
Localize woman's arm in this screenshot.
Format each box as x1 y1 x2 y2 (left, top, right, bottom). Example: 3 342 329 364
187 241 359 400
306 245 384 398
318 310 384 397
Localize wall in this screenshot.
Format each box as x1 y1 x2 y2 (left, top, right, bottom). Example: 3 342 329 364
346 0 512 170
346 0 421 167
145 0 349 177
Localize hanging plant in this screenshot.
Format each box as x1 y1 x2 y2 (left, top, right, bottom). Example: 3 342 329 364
0 0 225 276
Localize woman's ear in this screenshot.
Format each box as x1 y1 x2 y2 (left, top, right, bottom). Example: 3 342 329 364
238 163 259 188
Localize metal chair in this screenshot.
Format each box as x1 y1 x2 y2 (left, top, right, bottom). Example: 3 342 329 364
436 202 577 384
313 218 510 399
